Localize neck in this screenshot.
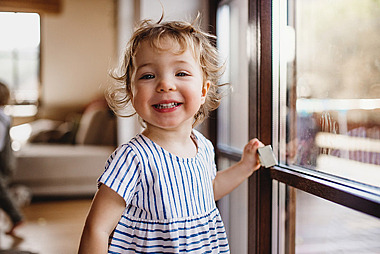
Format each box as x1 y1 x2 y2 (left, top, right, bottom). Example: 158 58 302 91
142 125 197 158
143 124 192 144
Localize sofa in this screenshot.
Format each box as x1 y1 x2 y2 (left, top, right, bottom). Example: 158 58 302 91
11 100 117 197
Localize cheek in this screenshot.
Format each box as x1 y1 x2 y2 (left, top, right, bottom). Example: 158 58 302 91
187 90 205 110
131 87 154 113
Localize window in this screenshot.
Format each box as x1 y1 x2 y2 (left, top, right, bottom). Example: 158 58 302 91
273 0 380 252
280 0 380 188
0 12 40 116
295 189 380 253
212 0 380 253
215 1 250 253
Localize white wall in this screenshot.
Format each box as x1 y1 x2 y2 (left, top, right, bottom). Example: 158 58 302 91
115 0 140 144
41 0 116 117
140 0 208 23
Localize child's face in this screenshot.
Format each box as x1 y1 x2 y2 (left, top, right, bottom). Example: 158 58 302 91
131 38 209 132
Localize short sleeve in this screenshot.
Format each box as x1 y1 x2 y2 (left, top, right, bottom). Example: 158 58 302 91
194 130 217 180
98 144 140 205
209 144 217 180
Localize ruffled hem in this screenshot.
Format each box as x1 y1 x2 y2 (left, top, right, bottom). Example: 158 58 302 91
108 208 230 254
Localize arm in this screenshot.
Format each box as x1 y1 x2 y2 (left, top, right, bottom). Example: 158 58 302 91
78 184 126 254
213 138 264 201
0 120 6 152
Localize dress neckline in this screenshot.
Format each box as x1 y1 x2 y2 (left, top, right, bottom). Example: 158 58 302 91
139 130 200 161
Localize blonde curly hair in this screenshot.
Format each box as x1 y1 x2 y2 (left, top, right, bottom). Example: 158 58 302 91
107 15 225 127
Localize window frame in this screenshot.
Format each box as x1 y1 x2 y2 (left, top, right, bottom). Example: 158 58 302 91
0 0 61 14
209 0 380 253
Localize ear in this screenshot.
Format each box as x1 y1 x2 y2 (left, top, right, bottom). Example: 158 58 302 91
201 80 211 104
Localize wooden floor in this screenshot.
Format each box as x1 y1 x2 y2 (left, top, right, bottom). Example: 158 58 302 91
0 199 92 254
1 194 379 253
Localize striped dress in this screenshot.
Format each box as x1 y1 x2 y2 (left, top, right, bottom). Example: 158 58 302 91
98 130 230 253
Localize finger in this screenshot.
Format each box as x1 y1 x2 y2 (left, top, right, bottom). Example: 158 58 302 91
251 139 265 149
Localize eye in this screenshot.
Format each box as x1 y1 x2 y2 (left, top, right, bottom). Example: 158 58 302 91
176 71 190 77
140 74 155 80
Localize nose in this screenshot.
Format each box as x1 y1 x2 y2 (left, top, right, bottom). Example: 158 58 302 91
156 77 176 92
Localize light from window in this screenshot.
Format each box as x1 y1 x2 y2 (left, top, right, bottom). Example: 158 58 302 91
0 12 40 112
283 0 380 189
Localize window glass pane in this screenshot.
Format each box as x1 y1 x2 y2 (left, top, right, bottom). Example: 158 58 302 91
217 1 249 150
216 1 249 253
217 4 231 146
296 189 380 253
0 12 40 105
284 0 380 188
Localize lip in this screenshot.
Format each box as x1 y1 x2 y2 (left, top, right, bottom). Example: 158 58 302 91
152 100 182 113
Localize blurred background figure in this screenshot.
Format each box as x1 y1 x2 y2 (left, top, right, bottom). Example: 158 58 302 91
0 81 24 235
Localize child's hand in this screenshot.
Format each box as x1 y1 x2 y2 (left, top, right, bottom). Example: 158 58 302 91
240 138 265 173
213 138 265 201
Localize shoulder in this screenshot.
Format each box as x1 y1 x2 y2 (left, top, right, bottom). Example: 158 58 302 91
193 129 213 147
193 129 215 156
125 134 156 158
115 134 147 153
106 135 146 166
111 134 155 162
0 110 10 125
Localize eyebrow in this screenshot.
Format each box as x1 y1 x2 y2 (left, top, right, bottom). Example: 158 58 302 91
136 60 195 70
135 63 152 69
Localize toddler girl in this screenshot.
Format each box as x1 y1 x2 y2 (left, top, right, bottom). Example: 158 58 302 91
79 16 264 253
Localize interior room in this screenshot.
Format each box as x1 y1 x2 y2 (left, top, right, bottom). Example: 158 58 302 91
0 0 379 253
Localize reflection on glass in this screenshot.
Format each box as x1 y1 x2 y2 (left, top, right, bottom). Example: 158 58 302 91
296 189 380 253
285 0 380 188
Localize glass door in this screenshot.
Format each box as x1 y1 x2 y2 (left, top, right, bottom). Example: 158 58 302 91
273 0 380 252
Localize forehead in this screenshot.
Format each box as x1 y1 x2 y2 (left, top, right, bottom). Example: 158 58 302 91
134 36 199 61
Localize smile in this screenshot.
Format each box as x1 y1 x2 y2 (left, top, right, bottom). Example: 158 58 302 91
153 102 181 109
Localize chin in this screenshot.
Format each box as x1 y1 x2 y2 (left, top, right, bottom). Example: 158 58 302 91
152 120 192 130
157 123 183 129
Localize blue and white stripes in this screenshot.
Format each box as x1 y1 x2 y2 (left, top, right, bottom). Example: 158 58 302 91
98 130 229 253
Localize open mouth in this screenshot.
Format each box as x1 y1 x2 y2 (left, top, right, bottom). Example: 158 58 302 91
153 102 181 109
